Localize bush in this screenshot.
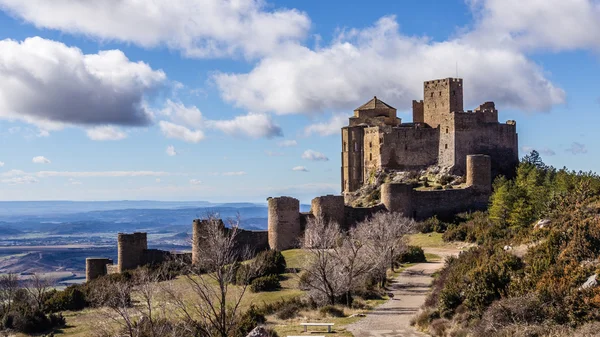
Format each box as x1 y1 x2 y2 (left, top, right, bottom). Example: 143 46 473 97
319 305 345 317
233 305 266 337
276 303 299 320
44 284 88 312
250 275 281 293
5 310 65 334
429 318 450 337
397 246 426 263
253 250 287 277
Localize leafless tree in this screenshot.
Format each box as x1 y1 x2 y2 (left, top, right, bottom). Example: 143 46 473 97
354 212 416 287
26 273 54 311
0 273 19 320
164 215 252 337
90 277 136 337
301 216 346 305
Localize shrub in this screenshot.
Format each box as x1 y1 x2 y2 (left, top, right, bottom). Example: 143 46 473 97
233 305 266 337
475 295 546 335
250 275 280 293
397 246 426 263
253 250 287 277
319 305 345 317
276 303 299 320
44 285 88 312
429 318 450 337
6 310 65 334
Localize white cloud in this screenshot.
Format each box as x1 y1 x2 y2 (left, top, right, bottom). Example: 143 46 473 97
207 112 282 138
86 126 127 141
0 0 310 58
166 145 177 156
189 179 202 185
304 113 347 136
0 161 3 167
0 37 165 129
292 166 308 172
302 150 329 161
32 156 51 164
468 0 600 52
221 171 246 176
277 140 297 147
566 142 587 155
159 121 205 143
160 100 204 129
36 171 171 178
265 150 285 157
0 169 25 177
1 176 38 184
68 178 82 185
215 16 565 115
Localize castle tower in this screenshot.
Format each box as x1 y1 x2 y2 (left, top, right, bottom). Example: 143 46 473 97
268 196 301 251
466 154 492 192
117 232 147 272
381 183 413 217
86 258 113 282
311 195 345 228
423 78 463 128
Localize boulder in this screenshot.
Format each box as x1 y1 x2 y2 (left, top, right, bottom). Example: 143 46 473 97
580 274 598 290
246 326 270 337
533 219 551 229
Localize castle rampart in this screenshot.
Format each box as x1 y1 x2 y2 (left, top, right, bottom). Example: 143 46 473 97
268 196 301 251
311 195 345 229
117 232 147 272
86 258 113 281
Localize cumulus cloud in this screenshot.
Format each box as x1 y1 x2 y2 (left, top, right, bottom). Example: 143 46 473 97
32 156 50 164
292 166 308 172
302 150 328 161
166 145 178 156
221 171 246 176
0 37 165 129
566 142 587 155
207 112 282 138
159 100 204 129
159 121 205 143
1 176 38 184
468 0 600 51
86 126 127 141
304 113 347 136
278 140 297 147
189 179 202 185
215 16 565 115
0 0 310 58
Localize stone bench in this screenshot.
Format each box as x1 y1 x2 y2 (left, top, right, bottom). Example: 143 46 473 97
300 322 334 333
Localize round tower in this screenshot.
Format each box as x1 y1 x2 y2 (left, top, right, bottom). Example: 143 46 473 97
311 195 345 227
192 219 204 265
86 258 113 282
268 196 301 251
466 154 491 192
117 232 147 272
380 183 413 217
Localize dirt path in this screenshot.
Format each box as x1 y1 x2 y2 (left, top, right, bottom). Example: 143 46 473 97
346 248 458 337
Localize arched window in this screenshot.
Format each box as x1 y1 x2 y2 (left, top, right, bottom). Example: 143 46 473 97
354 141 358 152
445 144 448 149
446 127 449 134
369 142 372 148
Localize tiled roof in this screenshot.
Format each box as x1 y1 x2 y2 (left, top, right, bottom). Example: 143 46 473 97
355 96 395 110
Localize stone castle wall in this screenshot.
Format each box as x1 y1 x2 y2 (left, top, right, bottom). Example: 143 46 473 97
311 195 345 228
268 196 301 251
86 258 113 281
118 232 147 273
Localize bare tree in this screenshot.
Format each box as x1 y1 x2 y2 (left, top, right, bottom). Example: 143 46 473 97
354 212 416 287
164 215 252 337
91 278 136 337
333 227 374 306
26 273 54 311
0 273 19 320
301 216 346 305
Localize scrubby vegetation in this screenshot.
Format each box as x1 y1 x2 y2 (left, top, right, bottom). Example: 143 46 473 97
416 151 600 336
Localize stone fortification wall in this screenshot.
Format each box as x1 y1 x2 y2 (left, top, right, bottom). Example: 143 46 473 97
342 126 366 192
118 232 147 272
235 230 269 253
142 249 173 266
412 100 424 123
268 197 301 251
381 183 414 217
86 258 113 281
412 188 488 220
466 154 492 192
191 219 208 265
343 204 385 227
423 78 463 128
311 195 345 228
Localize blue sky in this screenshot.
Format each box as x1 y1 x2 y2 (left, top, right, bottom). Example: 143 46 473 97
0 0 598 203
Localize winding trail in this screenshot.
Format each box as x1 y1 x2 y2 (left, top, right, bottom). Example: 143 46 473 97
346 248 458 337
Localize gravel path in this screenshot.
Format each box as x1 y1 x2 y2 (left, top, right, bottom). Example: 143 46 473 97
346 248 457 337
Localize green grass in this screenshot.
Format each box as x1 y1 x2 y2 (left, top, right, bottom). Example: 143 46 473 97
282 249 310 269
408 232 446 248
425 253 442 262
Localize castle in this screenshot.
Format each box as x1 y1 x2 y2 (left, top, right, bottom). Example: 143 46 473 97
85 77 519 279
342 78 518 192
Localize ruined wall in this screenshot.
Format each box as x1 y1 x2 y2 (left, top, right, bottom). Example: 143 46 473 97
118 232 147 272
268 197 301 251
412 100 424 123
343 204 386 227
86 258 113 282
311 195 345 227
466 154 492 192
191 219 207 265
423 78 463 128
381 183 414 217
342 125 366 192
235 230 269 253
142 249 173 266
411 188 489 220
